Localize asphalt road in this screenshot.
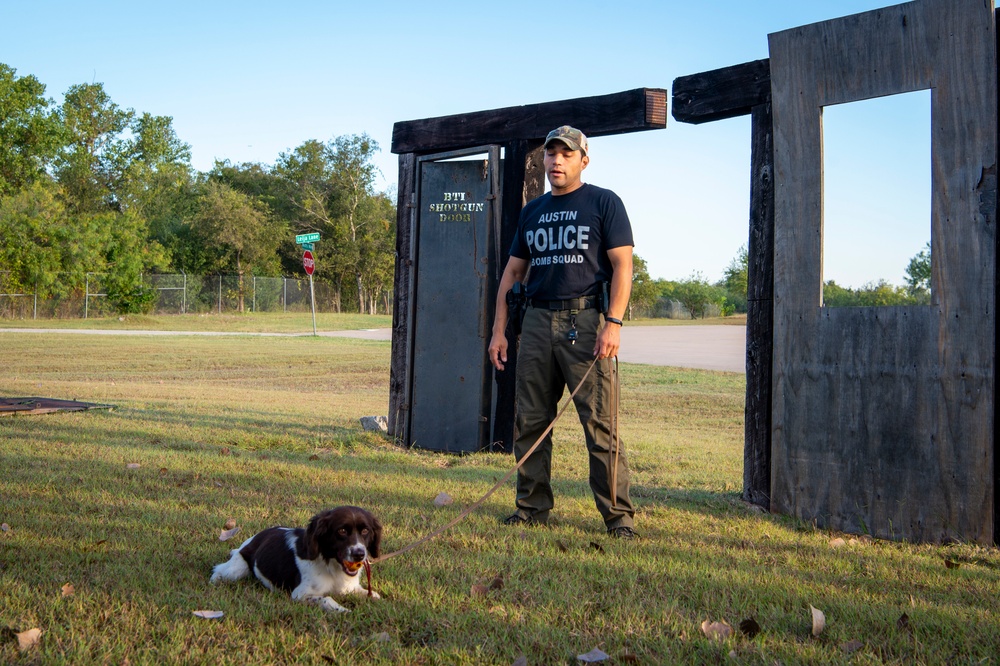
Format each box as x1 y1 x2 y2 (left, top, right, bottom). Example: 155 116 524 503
0 325 747 373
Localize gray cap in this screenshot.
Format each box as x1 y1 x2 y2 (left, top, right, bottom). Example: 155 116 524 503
544 125 588 156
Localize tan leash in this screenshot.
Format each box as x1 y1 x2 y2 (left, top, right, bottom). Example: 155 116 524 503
370 356 601 565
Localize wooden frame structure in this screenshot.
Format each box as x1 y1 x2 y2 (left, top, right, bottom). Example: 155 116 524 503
674 0 998 544
389 89 667 452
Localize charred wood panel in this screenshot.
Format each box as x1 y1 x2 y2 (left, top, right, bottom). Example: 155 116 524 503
769 0 996 543
392 88 667 155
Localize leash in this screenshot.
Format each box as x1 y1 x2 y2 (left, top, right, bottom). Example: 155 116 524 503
370 355 602 565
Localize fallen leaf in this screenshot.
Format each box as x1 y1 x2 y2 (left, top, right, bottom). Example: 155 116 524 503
433 492 454 507
489 574 504 591
219 527 241 542
944 559 960 570
897 613 911 631
471 584 489 598
192 610 224 619
810 605 826 636
220 447 231 456
621 652 639 664
126 463 141 469
701 619 733 641
223 518 237 530
61 583 75 597
556 540 569 552
841 639 864 654
589 542 605 553
159 467 168 475
321 655 335 664
829 537 847 549
16 628 42 652
739 617 761 638
577 647 610 663
309 454 319 461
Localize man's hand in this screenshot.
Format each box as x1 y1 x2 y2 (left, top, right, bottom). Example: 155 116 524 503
594 320 621 359
489 330 509 371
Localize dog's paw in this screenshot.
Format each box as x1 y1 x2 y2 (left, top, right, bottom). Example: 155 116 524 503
316 596 350 613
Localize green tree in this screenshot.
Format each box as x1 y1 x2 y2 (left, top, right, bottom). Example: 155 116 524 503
905 241 931 303
663 272 727 319
721 244 749 313
628 254 658 319
0 64 66 196
194 181 285 311
56 82 134 213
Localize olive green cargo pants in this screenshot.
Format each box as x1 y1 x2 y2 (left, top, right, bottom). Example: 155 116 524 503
511 306 635 529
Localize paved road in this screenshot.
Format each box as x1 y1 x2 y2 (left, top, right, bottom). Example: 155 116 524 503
0 325 747 373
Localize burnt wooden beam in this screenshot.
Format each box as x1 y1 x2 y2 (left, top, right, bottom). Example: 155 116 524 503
392 88 667 155
673 58 774 510
490 139 546 454
672 59 771 124
744 101 774 510
388 153 417 439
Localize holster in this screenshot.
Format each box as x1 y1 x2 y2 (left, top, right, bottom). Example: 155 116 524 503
505 282 527 336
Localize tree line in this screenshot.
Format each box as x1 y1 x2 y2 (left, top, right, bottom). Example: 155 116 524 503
628 242 933 319
0 63 395 315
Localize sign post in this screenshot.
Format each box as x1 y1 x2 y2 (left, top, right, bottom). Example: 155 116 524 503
296 233 321 336
303 249 317 336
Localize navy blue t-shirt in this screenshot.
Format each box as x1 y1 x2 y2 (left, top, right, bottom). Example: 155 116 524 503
509 183 633 300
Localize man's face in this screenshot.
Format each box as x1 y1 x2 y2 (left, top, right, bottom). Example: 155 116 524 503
544 142 589 194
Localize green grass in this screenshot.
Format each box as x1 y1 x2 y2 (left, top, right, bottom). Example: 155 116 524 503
1 332 999 664
0 311 393 333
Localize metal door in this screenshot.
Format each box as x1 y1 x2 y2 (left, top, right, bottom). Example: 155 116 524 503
408 151 501 452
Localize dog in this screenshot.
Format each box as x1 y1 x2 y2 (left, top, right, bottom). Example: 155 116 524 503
210 506 382 613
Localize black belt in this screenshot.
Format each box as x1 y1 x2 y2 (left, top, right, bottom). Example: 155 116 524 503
527 297 597 311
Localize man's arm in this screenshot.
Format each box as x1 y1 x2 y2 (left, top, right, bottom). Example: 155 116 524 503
594 246 633 359
488 256 530 371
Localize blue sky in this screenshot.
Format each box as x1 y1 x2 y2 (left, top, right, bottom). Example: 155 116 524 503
3 1 947 286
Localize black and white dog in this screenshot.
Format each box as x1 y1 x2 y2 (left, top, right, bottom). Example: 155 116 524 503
210 506 382 612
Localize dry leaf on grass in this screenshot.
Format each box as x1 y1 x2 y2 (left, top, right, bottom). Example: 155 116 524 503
944 559 961 569
556 540 569 553
841 639 864 654
701 619 733 640
17 628 42 652
192 610 224 619
489 574 504 591
577 647 610 662
433 492 454 507
829 537 847 548
810 605 826 636
61 583 75 597
471 584 490 598
589 542 605 553
219 527 241 542
223 518 237 530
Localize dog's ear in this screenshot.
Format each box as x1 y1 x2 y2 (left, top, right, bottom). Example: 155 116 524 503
303 513 324 560
366 512 383 559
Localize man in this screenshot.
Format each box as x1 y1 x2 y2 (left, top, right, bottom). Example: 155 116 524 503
488 125 637 539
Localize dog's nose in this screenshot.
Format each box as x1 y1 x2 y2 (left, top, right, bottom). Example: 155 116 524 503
347 544 367 561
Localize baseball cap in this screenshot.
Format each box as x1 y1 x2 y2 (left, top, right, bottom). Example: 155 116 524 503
544 126 588 156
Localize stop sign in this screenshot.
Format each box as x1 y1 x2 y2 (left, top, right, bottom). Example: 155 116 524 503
303 250 315 275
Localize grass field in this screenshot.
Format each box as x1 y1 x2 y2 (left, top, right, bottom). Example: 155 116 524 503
1 324 998 664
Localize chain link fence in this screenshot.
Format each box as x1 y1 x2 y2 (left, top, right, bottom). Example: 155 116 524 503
0 272 366 319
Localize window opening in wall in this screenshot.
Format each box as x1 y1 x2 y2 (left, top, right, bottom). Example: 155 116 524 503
821 90 932 307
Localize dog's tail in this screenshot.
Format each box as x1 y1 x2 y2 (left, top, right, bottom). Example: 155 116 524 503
210 550 250 583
